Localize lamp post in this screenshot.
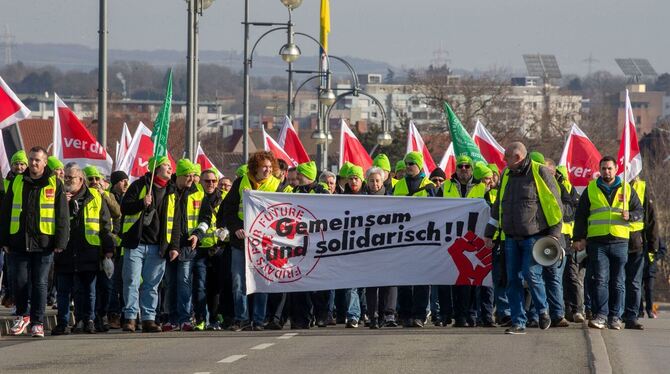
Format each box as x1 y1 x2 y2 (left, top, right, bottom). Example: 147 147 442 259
97 0 107 149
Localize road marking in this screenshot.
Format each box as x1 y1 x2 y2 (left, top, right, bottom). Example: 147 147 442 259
194 372 211 374
218 355 247 363
277 333 298 339
250 343 275 350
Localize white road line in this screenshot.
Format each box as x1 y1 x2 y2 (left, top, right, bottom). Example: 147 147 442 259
193 372 211 374
277 333 298 339
218 355 247 363
250 343 275 350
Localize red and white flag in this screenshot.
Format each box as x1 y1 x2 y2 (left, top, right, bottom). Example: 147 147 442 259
118 122 175 181
438 143 456 177
53 93 113 174
558 123 602 192
278 116 310 164
195 142 223 178
472 120 506 170
0 128 11 178
263 127 297 167
339 119 372 171
115 122 132 167
406 121 437 174
617 89 642 183
0 75 31 129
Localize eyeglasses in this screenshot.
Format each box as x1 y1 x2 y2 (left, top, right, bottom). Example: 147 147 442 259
87 177 101 182
202 179 217 183
406 162 417 166
457 164 471 169
64 175 80 181
431 178 445 183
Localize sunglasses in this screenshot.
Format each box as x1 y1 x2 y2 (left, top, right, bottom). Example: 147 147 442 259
88 177 101 182
457 164 471 169
406 162 417 166
431 178 445 183
202 179 217 183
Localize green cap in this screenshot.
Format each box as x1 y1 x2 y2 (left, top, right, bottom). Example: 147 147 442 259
339 162 353 178
148 155 170 171
487 163 500 175
11 150 27 165
530 151 545 164
193 163 201 176
83 165 103 179
395 160 406 172
473 161 492 180
47 156 64 171
346 165 364 180
297 161 317 181
556 165 569 180
236 164 248 178
404 151 424 170
176 158 197 177
456 155 473 166
372 154 391 172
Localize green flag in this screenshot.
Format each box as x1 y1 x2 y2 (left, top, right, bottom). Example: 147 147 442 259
443 101 486 163
152 69 173 158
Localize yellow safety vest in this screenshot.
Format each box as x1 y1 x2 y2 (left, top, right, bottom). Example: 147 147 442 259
121 185 176 244
391 178 398 188
489 188 498 204
10 174 58 235
199 196 222 249
83 188 103 246
393 176 434 197
560 177 575 236
442 180 487 199
586 180 631 239
186 184 205 234
282 184 294 193
498 161 563 230
238 175 281 220
629 180 646 232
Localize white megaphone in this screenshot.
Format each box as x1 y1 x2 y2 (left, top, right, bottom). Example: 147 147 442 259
532 236 564 267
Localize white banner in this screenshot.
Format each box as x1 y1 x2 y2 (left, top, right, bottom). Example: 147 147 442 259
244 191 492 294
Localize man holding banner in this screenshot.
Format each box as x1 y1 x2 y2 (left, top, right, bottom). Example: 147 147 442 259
484 142 563 335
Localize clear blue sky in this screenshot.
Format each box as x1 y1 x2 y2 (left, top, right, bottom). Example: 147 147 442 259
3 0 668 75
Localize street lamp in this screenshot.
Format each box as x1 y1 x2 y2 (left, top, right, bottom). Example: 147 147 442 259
319 88 337 107
279 42 301 63
377 130 393 146
280 0 303 10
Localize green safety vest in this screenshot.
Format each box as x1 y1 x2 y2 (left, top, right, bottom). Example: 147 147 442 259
10 174 58 235
586 180 631 239
629 180 646 232
238 175 281 220
393 176 434 197
82 188 103 246
560 177 575 236
442 180 487 199
498 161 563 231
121 185 176 244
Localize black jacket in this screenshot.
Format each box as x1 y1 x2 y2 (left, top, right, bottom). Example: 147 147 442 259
170 182 214 254
0 167 69 252
628 181 659 253
120 173 178 255
55 185 114 273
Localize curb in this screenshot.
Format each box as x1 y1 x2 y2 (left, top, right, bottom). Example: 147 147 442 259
582 323 613 374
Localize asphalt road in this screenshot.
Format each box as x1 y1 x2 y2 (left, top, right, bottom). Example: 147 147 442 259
0 309 667 374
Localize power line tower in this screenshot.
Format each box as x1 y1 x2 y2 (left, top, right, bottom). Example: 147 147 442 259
582 53 599 76
0 25 15 65
431 43 450 69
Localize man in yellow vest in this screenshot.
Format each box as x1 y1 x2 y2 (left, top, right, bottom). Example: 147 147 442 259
219 151 283 331
120 155 178 333
572 156 643 330
483 142 563 335
51 162 114 335
0 146 69 338
162 159 204 332
393 151 436 328
622 176 658 330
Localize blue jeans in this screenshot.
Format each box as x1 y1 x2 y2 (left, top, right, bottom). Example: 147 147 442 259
345 288 361 321
13 251 53 324
543 256 566 320
122 244 166 322
492 246 510 318
56 271 97 324
587 242 627 321
231 247 266 324
623 251 644 322
192 252 208 322
108 255 124 315
504 236 548 327
164 258 193 325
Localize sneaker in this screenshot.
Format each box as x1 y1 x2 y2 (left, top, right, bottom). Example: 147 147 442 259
624 320 644 330
384 317 398 328
265 319 284 330
573 313 586 323
480 320 496 328
608 319 623 330
161 322 178 332
551 317 569 327
585 310 593 320
207 322 222 331
229 321 251 332
369 320 380 329
497 315 513 327
527 320 539 328
588 318 606 329
252 324 265 331
194 321 206 331
327 317 337 326
51 324 71 336
539 313 551 330
84 320 96 334
316 319 327 328
31 324 45 338
504 325 526 335
180 322 194 332
9 316 30 336
345 319 359 328
411 319 424 328
452 319 468 328
648 311 658 319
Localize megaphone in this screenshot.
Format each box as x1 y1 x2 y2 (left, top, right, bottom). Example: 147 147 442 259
532 236 564 267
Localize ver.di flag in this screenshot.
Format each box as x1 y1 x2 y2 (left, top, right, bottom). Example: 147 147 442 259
339 119 372 170
115 122 132 167
278 116 310 164
264 127 297 167
617 89 642 183
439 143 456 177
472 120 505 170
196 142 223 178
406 121 437 174
118 122 175 181
558 123 602 192
52 93 113 174
443 102 486 163
0 75 31 129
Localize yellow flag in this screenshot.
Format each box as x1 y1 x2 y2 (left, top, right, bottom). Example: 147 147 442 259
320 0 330 53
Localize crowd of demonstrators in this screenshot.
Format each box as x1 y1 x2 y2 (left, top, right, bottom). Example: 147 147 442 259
0 143 664 338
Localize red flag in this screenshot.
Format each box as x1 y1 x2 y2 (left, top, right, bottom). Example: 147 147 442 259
115 122 132 167
0 127 10 177
0 75 31 129
339 119 372 170
278 116 310 164
472 120 506 170
406 121 437 174
53 93 113 174
263 127 297 167
438 143 456 177
195 142 222 178
118 122 175 181
558 123 602 192
617 89 642 183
